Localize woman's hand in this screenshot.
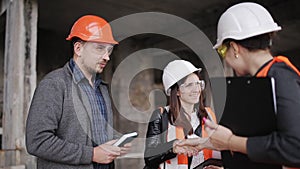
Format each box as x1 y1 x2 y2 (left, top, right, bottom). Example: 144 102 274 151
204 119 233 151
175 137 215 151
173 140 199 157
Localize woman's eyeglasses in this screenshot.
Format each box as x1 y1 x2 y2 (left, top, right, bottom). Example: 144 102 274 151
180 80 205 91
217 44 228 59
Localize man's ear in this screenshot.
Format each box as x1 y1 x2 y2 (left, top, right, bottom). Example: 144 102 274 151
74 41 83 57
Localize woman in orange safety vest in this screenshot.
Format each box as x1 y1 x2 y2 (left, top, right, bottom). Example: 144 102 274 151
179 2 300 169
183 2 300 169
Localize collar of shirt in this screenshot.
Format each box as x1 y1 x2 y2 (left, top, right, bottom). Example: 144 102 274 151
254 58 273 76
69 58 102 88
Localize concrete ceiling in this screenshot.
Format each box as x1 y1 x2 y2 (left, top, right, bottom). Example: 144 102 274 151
38 0 300 68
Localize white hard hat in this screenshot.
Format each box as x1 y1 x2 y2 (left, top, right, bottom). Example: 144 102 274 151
213 2 281 49
162 60 201 96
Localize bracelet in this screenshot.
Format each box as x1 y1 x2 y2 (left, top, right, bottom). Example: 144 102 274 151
227 134 234 151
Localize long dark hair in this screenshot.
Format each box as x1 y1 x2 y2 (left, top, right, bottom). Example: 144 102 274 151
168 72 208 136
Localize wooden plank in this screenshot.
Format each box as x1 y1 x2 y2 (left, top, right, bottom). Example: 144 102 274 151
0 165 25 169
23 0 37 129
2 0 37 168
3 0 25 152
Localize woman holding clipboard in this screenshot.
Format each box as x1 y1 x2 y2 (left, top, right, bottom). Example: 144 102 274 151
179 2 300 169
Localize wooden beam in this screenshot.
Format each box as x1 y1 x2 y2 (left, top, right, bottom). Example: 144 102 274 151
2 0 37 168
0 165 25 169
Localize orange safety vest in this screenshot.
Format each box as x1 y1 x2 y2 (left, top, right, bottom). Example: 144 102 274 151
257 56 300 169
202 107 217 160
256 56 300 77
160 107 217 169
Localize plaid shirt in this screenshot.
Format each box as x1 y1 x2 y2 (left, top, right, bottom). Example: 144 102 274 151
70 59 110 169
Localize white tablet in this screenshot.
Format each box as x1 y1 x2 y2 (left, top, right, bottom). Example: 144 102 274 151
113 132 138 147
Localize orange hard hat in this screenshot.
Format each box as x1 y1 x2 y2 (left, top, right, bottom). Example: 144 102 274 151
66 15 118 44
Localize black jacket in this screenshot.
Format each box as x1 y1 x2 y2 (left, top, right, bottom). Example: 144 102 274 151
247 62 300 167
144 108 177 168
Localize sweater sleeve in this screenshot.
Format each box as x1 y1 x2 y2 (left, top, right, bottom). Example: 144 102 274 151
144 109 177 168
26 77 93 165
247 62 300 167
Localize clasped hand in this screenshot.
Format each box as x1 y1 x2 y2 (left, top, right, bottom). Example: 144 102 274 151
174 119 234 155
173 137 213 157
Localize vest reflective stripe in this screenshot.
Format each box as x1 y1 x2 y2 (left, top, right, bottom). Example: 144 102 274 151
256 56 300 77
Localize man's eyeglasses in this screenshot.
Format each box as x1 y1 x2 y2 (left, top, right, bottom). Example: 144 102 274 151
94 44 114 56
79 41 114 56
217 44 228 59
180 80 205 91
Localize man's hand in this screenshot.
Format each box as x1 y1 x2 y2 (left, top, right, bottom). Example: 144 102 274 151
92 140 121 164
120 143 132 156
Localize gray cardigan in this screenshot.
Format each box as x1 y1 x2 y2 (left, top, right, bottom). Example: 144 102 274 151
26 62 114 169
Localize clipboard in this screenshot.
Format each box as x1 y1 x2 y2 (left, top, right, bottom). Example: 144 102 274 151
210 77 280 169
193 158 223 169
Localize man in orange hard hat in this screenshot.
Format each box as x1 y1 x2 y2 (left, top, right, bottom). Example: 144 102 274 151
26 15 130 169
